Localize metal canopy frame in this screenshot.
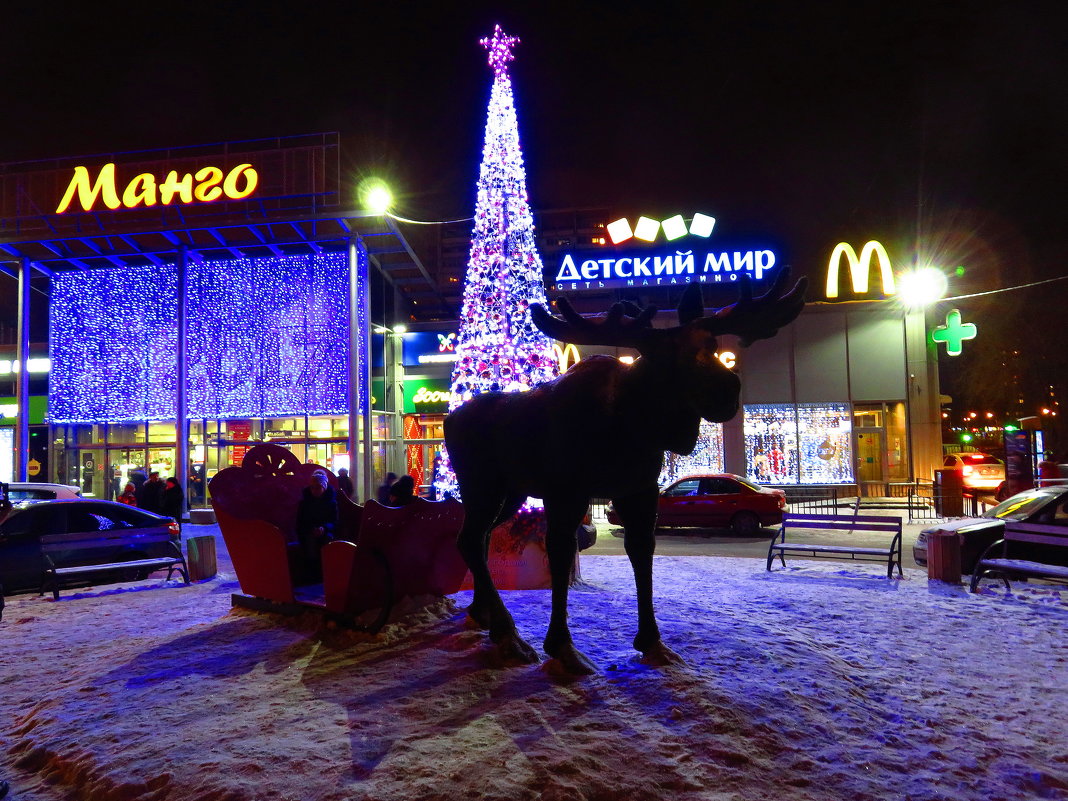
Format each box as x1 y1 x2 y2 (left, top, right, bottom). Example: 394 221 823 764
0 210 451 318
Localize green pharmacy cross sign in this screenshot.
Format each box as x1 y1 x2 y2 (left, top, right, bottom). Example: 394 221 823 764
932 308 977 356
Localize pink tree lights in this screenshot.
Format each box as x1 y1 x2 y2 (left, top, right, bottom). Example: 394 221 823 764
434 26 560 498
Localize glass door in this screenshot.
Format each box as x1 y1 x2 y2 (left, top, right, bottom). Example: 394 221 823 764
855 429 884 494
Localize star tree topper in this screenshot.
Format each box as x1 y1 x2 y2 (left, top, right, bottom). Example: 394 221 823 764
481 24 518 74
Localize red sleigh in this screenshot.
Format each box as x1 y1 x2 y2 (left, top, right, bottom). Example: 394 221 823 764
209 444 468 632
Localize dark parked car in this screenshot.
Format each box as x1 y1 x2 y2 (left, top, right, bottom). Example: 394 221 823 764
0 499 181 595
914 485 1068 574
606 474 787 535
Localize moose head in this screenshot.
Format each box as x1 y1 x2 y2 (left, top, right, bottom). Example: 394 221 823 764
444 270 807 674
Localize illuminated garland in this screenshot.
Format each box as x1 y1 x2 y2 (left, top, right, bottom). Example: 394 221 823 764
50 252 350 423
436 26 560 499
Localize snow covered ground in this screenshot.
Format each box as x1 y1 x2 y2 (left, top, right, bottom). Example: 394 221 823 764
2 530 1066 801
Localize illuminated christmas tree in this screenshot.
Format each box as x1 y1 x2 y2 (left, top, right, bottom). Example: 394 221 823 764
435 25 560 498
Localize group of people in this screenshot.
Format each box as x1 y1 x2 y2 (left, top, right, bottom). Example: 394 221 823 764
293 469 419 582
115 470 185 521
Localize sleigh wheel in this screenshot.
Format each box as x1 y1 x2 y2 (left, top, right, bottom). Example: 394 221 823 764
242 444 302 479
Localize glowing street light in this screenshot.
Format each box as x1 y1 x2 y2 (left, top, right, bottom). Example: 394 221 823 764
897 266 948 307
361 181 393 215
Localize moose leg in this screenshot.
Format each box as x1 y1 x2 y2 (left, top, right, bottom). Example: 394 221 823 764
456 492 538 665
612 487 683 666
466 493 526 628
542 496 597 675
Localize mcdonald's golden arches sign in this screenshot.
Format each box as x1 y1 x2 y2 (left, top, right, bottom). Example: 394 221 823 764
825 241 897 299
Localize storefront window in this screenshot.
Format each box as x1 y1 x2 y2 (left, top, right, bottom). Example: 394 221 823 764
107 423 145 444
76 424 105 445
797 403 853 484
659 420 724 485
307 416 337 440
264 417 305 441
744 403 854 485
744 404 798 484
331 416 350 439
147 420 176 443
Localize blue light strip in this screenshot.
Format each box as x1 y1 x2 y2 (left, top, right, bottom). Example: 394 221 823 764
49 252 351 423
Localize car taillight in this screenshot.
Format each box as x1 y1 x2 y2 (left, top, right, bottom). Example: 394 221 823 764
168 518 181 538
962 465 973 476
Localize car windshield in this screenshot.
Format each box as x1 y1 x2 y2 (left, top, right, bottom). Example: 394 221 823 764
983 490 1059 521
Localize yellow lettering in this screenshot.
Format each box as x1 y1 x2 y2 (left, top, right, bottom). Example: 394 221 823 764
159 171 194 205
55 163 122 213
57 161 259 213
223 163 258 200
717 351 736 369
121 173 158 208
826 241 896 299
193 166 224 202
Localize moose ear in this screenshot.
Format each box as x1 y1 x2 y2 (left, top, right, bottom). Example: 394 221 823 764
677 284 704 325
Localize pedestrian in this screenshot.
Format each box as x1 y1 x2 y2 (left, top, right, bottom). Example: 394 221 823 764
129 466 147 491
136 471 164 514
336 467 354 500
376 472 397 505
1038 451 1060 487
161 477 185 523
386 474 417 506
117 482 138 506
296 470 338 582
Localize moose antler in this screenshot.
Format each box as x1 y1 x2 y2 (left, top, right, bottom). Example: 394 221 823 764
530 297 658 348
697 269 808 347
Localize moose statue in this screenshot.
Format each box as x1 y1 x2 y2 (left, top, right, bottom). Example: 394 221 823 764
444 270 807 674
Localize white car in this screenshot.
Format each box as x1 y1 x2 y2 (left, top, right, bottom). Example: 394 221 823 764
4 482 83 507
941 453 1005 492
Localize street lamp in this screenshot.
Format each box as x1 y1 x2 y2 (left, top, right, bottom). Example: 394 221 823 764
897 267 948 308
361 180 393 215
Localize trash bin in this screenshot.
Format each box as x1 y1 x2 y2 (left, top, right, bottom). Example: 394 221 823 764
927 529 962 584
933 469 964 517
186 535 218 582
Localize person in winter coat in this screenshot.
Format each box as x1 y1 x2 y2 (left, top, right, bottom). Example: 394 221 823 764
117 482 138 506
336 467 355 500
161 477 185 523
296 470 338 581
376 472 397 505
386 474 417 506
136 472 164 514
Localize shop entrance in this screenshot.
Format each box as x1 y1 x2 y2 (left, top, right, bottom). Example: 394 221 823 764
855 429 884 493
75 447 105 498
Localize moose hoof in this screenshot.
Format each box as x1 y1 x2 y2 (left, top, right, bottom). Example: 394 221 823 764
637 640 684 667
544 641 597 676
492 632 540 666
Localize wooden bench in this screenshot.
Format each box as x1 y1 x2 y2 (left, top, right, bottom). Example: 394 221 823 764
969 522 1068 592
41 530 189 600
766 512 903 578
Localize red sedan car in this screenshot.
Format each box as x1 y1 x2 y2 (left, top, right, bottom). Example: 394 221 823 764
606 474 787 535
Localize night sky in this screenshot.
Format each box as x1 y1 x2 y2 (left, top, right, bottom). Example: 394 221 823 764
1 2 1065 342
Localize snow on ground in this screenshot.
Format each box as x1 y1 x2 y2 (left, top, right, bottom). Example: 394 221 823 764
2 535 1066 801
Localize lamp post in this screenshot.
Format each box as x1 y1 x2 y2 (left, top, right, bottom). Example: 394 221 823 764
898 265 950 489
374 324 407 480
